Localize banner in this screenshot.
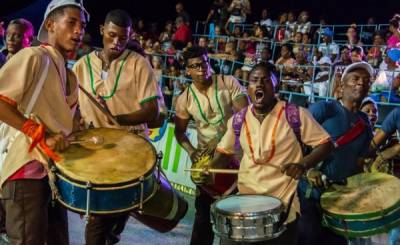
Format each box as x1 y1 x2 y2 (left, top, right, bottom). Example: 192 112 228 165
152 123 197 195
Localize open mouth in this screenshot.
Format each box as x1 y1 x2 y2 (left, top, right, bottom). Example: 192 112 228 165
255 90 264 103
71 38 81 44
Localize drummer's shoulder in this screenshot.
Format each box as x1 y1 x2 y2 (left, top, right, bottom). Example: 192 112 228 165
73 50 96 68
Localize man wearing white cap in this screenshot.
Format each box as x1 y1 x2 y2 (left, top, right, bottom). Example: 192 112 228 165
297 62 374 245
0 0 88 244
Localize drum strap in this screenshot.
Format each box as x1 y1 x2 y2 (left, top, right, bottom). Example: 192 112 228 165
334 117 366 148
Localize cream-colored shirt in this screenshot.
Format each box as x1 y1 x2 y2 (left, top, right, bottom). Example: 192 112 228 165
175 75 247 148
73 50 160 132
217 101 331 222
0 46 78 186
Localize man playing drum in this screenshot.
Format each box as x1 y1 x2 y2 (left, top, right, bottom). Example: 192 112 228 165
174 46 249 245
0 0 88 244
208 63 333 244
297 62 374 245
72 9 162 245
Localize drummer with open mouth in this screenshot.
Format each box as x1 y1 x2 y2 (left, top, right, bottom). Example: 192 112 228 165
72 9 163 245
209 63 333 244
297 62 374 245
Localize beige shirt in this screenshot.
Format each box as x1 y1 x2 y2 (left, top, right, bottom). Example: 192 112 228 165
217 101 330 222
0 46 78 186
73 50 160 131
175 75 247 148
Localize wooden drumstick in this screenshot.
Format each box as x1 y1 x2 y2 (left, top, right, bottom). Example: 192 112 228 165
185 168 248 174
70 136 104 145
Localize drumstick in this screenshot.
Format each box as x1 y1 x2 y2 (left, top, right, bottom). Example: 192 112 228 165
185 168 247 174
78 84 120 126
70 136 104 145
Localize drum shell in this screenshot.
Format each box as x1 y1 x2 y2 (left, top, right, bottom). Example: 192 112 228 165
55 169 157 215
210 195 285 242
130 173 188 232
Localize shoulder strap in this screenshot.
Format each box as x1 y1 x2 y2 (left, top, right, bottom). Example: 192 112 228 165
232 106 248 149
25 53 50 115
285 102 302 145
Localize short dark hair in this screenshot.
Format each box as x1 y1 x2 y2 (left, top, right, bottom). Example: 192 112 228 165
351 46 364 55
389 14 400 29
249 62 278 87
105 9 132 28
47 5 82 21
182 46 208 66
8 18 34 38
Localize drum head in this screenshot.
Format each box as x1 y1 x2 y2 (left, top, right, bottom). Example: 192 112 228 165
56 128 156 185
214 195 282 216
321 173 400 215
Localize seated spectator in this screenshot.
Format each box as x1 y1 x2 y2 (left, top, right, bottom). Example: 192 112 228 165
301 32 313 61
345 25 363 48
361 17 376 44
259 8 272 34
297 11 311 34
275 12 288 42
318 27 339 63
275 43 296 82
334 45 352 67
304 56 332 97
367 31 386 67
288 50 313 92
350 46 366 63
387 14 400 49
152 55 164 87
172 16 192 50
292 32 303 54
205 0 228 29
373 48 400 97
159 20 174 50
175 2 190 25
3 18 34 61
285 11 297 41
258 47 273 64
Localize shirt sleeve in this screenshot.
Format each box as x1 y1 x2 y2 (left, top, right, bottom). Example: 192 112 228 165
299 107 331 147
0 49 42 106
308 101 330 124
216 116 236 154
175 90 190 120
224 75 247 101
134 55 160 105
381 108 400 135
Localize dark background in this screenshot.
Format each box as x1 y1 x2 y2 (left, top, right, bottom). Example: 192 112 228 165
1 0 400 43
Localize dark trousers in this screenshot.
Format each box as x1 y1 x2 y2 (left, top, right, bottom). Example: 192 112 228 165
1 178 69 245
85 214 129 245
220 219 298 245
190 188 215 245
297 188 347 245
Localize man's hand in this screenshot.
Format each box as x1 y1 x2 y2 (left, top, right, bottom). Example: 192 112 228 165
306 169 325 188
281 163 306 180
45 134 70 152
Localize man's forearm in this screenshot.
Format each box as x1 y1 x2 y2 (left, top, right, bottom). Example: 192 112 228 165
175 132 196 156
0 100 27 131
300 141 334 169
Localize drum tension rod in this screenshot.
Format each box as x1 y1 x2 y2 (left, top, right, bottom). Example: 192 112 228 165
157 152 163 183
85 181 92 224
139 176 145 214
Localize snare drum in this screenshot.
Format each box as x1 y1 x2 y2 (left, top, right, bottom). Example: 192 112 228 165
54 128 158 215
211 195 285 242
321 173 400 238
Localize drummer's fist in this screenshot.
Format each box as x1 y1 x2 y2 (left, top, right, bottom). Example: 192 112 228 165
281 163 306 180
45 134 69 152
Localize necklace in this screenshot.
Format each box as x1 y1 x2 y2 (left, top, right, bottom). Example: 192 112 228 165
189 76 225 125
86 51 129 100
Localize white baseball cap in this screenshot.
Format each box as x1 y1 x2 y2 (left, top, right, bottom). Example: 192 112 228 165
37 0 89 43
341 61 374 81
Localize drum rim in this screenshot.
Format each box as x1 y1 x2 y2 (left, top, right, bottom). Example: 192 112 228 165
211 194 284 217
55 129 158 186
212 225 286 242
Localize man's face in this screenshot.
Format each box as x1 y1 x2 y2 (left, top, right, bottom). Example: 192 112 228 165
322 35 331 43
6 24 31 54
176 3 183 13
351 51 363 63
186 55 212 83
341 48 351 62
101 21 131 58
47 7 86 54
342 68 371 102
361 103 378 126
198 38 208 47
248 68 275 111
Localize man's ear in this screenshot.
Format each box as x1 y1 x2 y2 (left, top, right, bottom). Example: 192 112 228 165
44 18 55 36
100 25 104 36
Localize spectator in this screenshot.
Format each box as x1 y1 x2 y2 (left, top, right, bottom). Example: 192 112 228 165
275 12 288 42
175 2 190 25
360 97 378 127
335 45 352 67
285 11 297 40
297 11 311 34
205 0 228 28
172 16 192 50
318 27 339 63
292 32 303 54
361 17 376 43
259 8 272 33
226 0 251 32
3 18 34 61
350 46 365 63
159 20 174 47
367 31 386 67
231 25 242 38
387 14 400 49
290 50 313 92
275 43 296 83
304 56 332 97
345 26 363 47
258 47 273 64
301 32 313 61
373 48 400 97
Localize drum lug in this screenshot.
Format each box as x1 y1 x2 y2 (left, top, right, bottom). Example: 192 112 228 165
138 176 145 214
84 181 92 224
